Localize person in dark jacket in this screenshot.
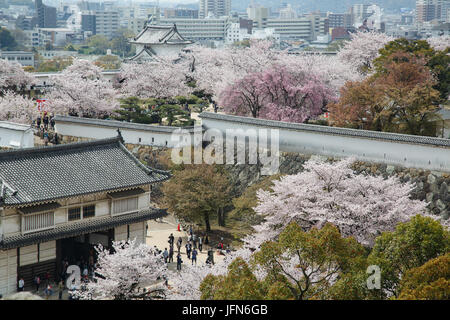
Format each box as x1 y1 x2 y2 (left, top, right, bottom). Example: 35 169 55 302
176 254 183 270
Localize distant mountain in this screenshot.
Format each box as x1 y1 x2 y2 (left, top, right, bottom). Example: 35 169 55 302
231 0 416 13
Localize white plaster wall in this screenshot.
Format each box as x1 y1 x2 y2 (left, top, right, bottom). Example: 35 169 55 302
202 118 450 173
0 127 34 148
54 208 66 225
3 214 20 235
55 121 198 148
96 200 110 217
138 193 150 210
0 249 17 296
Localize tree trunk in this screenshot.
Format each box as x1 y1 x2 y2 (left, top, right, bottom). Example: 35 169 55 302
217 207 225 227
204 213 211 232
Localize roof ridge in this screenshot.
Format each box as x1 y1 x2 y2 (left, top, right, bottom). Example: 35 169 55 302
0 136 122 160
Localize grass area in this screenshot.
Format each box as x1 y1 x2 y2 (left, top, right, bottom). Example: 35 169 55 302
191 215 255 249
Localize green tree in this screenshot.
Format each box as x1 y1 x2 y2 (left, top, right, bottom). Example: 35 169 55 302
0 27 18 50
253 222 367 300
397 253 450 300
111 28 135 57
200 258 266 300
154 104 192 126
368 215 450 298
374 38 450 101
113 97 156 124
87 35 110 54
36 56 73 72
95 54 121 70
162 164 232 232
230 174 282 226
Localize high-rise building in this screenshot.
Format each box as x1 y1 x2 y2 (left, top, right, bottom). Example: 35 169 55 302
351 4 371 26
247 5 269 28
416 0 449 23
327 13 353 29
35 0 57 28
81 13 96 34
199 0 231 18
94 10 119 38
279 4 297 19
164 8 199 19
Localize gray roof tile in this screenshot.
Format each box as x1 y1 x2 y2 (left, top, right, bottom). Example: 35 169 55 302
0 137 170 206
0 208 167 249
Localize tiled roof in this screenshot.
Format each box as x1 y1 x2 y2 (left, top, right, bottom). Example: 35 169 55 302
130 24 192 45
107 188 145 199
0 137 171 207
18 202 61 215
199 112 450 147
0 208 167 249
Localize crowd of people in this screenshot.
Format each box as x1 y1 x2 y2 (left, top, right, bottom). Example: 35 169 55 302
35 111 58 146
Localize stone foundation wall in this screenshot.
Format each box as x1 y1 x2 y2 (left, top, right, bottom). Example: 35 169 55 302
55 134 449 221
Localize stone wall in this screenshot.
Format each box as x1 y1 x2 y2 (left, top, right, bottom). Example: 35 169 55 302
224 152 449 222
55 134 449 222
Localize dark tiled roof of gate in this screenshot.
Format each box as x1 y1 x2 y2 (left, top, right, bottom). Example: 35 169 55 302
0 137 171 207
18 202 61 215
107 188 146 199
0 208 167 249
199 112 450 147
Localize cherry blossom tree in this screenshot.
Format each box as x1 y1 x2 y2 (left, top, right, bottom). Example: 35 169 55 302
220 66 336 122
118 57 192 99
75 239 168 300
45 58 118 117
0 91 38 124
0 59 35 93
338 31 395 75
251 157 432 247
427 36 450 51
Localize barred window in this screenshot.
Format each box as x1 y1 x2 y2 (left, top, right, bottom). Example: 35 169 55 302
68 207 81 221
23 212 54 233
113 197 138 215
83 205 95 218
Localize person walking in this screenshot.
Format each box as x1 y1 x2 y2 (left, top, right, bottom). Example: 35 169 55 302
204 234 209 245
163 248 169 263
192 234 197 249
177 237 182 254
50 116 55 131
198 236 203 252
43 130 49 146
18 278 24 292
176 254 183 271
185 242 191 260
36 116 41 130
168 246 174 263
189 225 193 236
191 248 198 265
43 112 49 130
58 280 64 300
168 233 174 246
34 275 41 293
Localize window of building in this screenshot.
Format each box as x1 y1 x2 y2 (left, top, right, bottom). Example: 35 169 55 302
113 197 138 215
23 211 54 233
83 205 95 218
68 207 81 221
